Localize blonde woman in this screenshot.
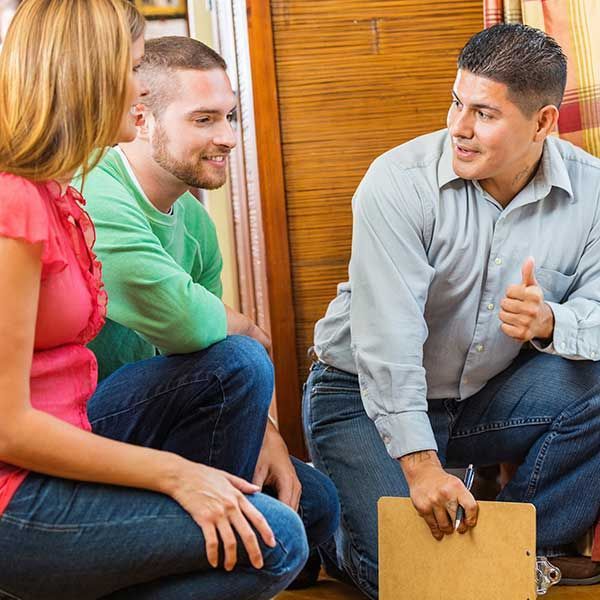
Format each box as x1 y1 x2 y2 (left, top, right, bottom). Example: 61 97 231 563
0 1 307 598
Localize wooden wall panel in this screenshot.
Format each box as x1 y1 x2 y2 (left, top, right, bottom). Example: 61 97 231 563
270 0 484 394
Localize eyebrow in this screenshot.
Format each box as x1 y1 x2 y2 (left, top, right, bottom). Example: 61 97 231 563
452 90 502 114
185 107 238 117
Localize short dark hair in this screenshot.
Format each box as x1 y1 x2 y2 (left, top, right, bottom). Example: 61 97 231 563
140 36 227 115
458 24 567 116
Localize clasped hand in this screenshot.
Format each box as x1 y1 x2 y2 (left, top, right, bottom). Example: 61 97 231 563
400 451 478 539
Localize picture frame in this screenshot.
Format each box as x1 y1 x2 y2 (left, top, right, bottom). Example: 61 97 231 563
134 0 187 19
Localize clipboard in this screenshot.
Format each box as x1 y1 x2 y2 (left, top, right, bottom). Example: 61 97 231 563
379 497 537 600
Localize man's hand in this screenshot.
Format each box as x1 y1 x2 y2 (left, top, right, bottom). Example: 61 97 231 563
253 420 302 511
499 257 554 343
399 450 478 539
225 304 271 351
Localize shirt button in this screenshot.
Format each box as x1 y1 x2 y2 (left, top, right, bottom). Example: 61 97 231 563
463 377 469 384
591 351 597 359
382 434 391 444
560 342 566 350
476 344 484 352
494 257 502 265
487 303 495 311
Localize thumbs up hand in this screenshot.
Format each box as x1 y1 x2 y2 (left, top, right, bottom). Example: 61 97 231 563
499 257 555 343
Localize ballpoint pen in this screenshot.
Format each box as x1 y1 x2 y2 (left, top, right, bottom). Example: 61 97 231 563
454 463 475 531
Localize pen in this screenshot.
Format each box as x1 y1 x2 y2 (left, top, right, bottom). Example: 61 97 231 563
454 463 475 531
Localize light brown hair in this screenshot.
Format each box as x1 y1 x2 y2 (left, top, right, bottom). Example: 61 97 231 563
140 36 227 116
0 0 137 181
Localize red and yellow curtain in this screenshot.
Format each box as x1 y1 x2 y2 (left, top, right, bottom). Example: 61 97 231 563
485 0 600 156
484 0 600 561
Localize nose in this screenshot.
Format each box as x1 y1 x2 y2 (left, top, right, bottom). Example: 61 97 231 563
448 105 473 140
213 118 237 150
138 81 150 99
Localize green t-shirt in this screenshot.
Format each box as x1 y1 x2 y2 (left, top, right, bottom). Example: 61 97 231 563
78 147 227 381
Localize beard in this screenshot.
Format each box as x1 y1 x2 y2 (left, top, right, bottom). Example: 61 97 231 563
151 120 228 190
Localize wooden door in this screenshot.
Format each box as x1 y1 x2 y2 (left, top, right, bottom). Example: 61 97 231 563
247 1 483 455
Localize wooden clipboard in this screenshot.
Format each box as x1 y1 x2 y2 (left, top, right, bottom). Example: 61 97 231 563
379 497 537 600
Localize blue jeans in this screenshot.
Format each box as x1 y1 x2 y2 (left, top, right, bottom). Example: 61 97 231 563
303 350 600 599
0 336 338 599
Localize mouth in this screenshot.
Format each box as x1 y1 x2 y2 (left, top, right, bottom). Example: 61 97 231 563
202 155 229 167
453 143 480 160
130 103 145 127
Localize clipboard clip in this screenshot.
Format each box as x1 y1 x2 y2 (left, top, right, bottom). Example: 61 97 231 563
535 556 561 595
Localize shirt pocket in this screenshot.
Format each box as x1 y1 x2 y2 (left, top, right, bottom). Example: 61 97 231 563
536 267 576 303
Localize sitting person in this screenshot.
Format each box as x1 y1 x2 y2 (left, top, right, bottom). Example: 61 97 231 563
78 35 339 586
304 23 600 598
0 1 315 598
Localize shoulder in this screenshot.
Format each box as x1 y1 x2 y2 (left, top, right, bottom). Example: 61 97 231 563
81 149 146 224
356 130 446 213
372 129 448 177
0 172 53 221
0 173 68 269
551 136 600 175
0 172 47 202
80 148 138 206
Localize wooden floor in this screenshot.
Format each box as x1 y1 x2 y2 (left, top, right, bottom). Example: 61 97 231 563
277 574 599 599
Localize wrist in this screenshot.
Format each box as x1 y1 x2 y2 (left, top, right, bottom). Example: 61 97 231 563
536 302 555 341
155 451 188 497
399 450 441 479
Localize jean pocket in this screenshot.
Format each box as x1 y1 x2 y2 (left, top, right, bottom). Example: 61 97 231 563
311 384 361 396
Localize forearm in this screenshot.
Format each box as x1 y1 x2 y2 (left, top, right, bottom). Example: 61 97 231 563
0 407 182 496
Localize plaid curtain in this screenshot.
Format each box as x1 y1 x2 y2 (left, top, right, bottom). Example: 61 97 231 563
483 0 600 561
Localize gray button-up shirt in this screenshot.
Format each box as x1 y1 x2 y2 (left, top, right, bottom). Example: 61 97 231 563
314 129 600 459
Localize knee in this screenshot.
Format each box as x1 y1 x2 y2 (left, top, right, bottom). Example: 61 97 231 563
300 466 340 548
220 335 274 407
262 500 310 582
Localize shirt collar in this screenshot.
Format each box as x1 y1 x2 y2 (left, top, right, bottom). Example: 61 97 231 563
540 135 574 200
437 135 460 189
437 132 574 201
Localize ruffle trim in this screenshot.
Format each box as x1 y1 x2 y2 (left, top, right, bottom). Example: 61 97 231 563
46 182 107 344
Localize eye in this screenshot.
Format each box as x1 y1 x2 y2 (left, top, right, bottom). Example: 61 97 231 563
227 111 237 123
451 99 461 109
477 110 492 120
195 117 211 125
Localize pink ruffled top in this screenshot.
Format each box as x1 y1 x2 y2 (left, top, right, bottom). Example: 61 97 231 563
0 172 107 514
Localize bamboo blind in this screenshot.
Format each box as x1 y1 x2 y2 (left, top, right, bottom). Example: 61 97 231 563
270 0 484 390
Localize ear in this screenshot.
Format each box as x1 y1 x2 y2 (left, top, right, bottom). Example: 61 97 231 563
533 105 559 142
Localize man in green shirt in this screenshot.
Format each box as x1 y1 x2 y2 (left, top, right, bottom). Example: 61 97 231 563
80 36 338 588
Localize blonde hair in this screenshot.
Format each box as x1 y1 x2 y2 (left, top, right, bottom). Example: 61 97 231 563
123 0 146 43
0 0 136 182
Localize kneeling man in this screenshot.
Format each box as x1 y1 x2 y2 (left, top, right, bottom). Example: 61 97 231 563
304 24 600 597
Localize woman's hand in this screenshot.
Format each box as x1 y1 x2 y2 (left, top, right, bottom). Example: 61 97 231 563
168 459 276 571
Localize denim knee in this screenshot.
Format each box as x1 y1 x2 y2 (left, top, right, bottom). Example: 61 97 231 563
310 469 340 546
293 459 340 548
220 336 273 405
261 499 309 584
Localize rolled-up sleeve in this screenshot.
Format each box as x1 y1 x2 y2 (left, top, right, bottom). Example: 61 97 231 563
350 157 437 458
532 203 600 361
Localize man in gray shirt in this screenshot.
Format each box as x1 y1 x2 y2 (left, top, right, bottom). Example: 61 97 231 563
304 24 600 596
